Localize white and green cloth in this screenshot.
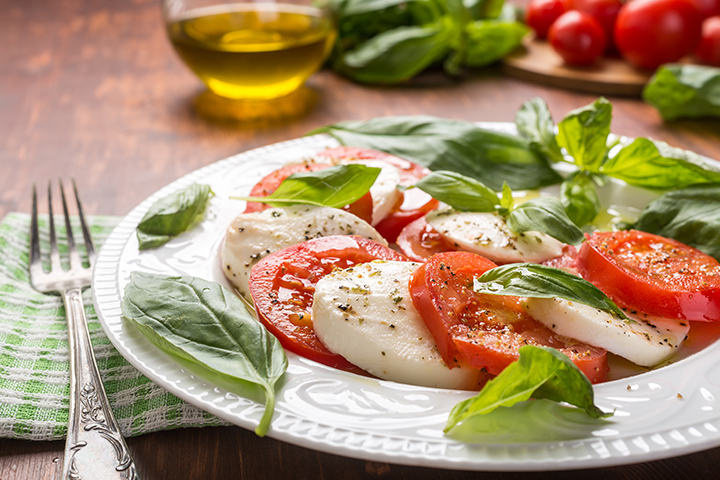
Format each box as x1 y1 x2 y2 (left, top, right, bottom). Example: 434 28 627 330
0 213 228 441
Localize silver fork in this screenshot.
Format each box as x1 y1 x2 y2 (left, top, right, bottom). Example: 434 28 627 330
30 180 140 480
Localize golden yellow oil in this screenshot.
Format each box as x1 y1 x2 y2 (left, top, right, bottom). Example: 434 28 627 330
167 4 336 100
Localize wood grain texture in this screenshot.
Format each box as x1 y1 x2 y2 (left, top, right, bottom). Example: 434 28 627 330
2 0 720 479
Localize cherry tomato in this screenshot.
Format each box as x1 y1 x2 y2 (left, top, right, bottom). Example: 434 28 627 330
396 216 457 262
697 16 720 65
549 11 607 65
576 230 720 322
574 0 623 49
249 235 409 371
614 0 703 69
409 251 608 383
526 0 572 39
693 0 720 18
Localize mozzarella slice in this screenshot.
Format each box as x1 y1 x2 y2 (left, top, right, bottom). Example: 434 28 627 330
344 159 401 225
221 205 386 300
426 207 564 264
521 297 689 367
312 261 481 389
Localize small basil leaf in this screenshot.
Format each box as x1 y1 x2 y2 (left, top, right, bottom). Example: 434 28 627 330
310 115 563 191
121 272 288 437
643 64 720 121
500 182 514 211
412 170 499 211
233 164 380 209
557 97 612 172
633 182 720 261
601 137 720 189
473 263 629 320
445 345 608 434
515 97 564 164
463 19 529 68
506 197 585 245
136 183 212 250
560 171 600 227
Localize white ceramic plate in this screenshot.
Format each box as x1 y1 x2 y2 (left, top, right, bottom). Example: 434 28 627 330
93 124 720 471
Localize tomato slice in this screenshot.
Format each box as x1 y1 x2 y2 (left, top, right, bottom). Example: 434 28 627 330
409 251 608 383
577 230 720 322
396 216 457 262
248 235 409 371
316 146 430 186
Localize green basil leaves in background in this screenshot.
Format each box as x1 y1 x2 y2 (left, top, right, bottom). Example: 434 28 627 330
232 164 381 209
643 64 720 121
122 272 288 437
136 183 213 250
445 345 609 437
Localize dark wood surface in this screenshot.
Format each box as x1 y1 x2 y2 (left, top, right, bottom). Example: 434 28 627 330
2 0 720 478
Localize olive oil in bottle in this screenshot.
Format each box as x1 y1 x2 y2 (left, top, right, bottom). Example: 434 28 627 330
167 4 336 100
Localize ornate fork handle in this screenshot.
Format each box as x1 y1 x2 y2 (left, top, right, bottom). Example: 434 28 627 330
62 287 139 480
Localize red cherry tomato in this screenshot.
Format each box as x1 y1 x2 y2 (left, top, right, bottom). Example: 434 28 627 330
693 0 720 18
249 235 409 371
409 251 608 383
697 16 720 65
549 11 607 65
526 0 572 39
396 216 457 262
614 0 703 69
576 230 720 322
574 0 623 49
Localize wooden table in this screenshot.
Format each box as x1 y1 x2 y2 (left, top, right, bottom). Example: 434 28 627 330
2 0 720 478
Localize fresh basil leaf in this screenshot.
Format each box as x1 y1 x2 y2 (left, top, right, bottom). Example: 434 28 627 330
121 272 288 437
334 0 413 16
445 345 608 434
515 97 564 164
500 182 513 212
506 196 585 245
633 182 720 261
557 97 612 172
412 170 499 211
643 64 720 121
310 115 563 191
463 19 528 68
560 171 600 227
464 0 506 19
601 137 720 189
233 164 380 209
473 263 629 320
136 183 212 250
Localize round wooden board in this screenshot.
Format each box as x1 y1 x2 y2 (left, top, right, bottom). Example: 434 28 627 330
503 37 653 97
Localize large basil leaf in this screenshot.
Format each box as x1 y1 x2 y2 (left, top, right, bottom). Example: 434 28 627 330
464 0 506 19
233 164 380 209
643 64 720 121
310 116 562 191
136 183 212 250
463 20 528 68
560 171 600 227
557 97 612 172
445 345 608 435
411 170 499 211
515 97 564 164
122 272 288 437
506 196 585 245
633 183 720 261
601 138 720 189
473 263 629 320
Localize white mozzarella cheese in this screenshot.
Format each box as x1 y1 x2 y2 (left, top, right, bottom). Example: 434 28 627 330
312 261 481 389
521 297 690 367
344 159 402 226
426 207 564 264
221 205 386 300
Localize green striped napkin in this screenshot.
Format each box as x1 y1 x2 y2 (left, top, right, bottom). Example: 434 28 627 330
0 213 229 441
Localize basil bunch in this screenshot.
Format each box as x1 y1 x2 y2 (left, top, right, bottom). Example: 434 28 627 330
324 0 528 84
643 64 720 121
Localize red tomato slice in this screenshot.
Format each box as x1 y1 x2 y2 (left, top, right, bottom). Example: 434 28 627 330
576 230 720 322
249 235 409 371
396 216 457 262
409 251 608 383
316 146 430 186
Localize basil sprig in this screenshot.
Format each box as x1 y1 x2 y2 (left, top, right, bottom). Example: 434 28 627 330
643 64 720 121
473 263 630 320
445 345 608 435
232 164 380 209
136 183 213 250
122 272 288 437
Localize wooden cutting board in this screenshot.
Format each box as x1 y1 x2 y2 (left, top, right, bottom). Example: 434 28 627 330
503 37 654 97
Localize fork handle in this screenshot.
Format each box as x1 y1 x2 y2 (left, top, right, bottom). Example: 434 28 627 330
61 287 140 480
